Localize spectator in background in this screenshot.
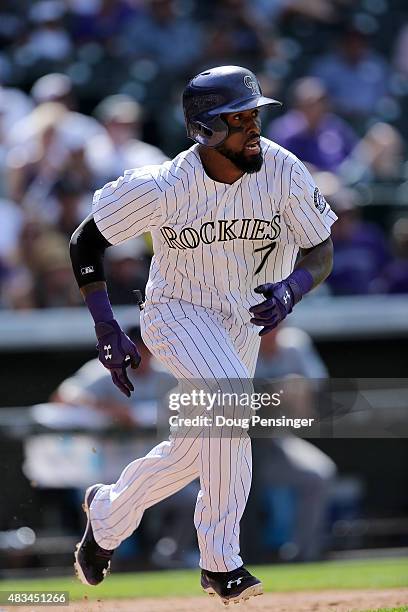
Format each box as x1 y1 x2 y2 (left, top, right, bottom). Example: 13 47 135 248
18 1 72 65
29 72 105 145
87 94 167 183
6 102 69 209
327 187 392 295
6 90 99 220
0 197 24 308
122 0 204 75
255 324 329 381
339 122 405 187
252 325 336 562
66 0 138 45
392 23 408 78
105 238 150 306
51 177 91 239
375 218 408 294
0 96 8 198
204 0 268 69
253 0 340 24
4 226 81 310
0 6 25 84
311 26 389 123
0 74 34 197
268 77 357 172
0 84 33 152
1 219 44 309
29 231 82 308
5 103 92 224
0 198 24 265
0 3 404 312
31 72 75 107
64 0 103 17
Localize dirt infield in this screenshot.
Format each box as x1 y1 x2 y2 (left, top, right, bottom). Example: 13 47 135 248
6 589 408 612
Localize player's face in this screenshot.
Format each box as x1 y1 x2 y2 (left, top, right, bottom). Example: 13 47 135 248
216 108 263 173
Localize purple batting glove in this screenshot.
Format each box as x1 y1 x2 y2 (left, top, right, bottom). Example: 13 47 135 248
95 319 141 397
250 269 313 336
250 281 294 336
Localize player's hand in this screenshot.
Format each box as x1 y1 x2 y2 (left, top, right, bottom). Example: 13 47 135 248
95 320 141 397
249 281 294 336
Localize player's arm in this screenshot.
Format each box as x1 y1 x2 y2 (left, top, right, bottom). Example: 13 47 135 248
250 154 337 336
250 233 332 333
70 213 140 396
250 236 333 337
296 236 333 287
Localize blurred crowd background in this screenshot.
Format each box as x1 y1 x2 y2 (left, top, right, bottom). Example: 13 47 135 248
0 0 408 577
0 0 408 310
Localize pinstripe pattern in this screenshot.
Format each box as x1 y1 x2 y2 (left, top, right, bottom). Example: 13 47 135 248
89 137 336 572
92 138 336 318
90 301 258 571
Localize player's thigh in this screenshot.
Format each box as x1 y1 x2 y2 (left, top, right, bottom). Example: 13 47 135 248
233 324 260 378
141 301 250 380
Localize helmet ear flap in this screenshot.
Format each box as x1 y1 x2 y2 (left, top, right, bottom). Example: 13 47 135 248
187 115 229 147
195 121 213 137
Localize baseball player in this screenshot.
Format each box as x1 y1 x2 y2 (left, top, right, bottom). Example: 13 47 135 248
70 65 336 605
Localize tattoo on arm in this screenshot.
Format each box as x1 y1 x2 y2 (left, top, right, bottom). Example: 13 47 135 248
295 237 333 288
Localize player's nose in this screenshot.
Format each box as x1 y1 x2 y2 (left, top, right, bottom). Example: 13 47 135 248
244 116 261 135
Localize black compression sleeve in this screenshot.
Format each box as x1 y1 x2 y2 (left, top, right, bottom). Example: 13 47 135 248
70 213 111 288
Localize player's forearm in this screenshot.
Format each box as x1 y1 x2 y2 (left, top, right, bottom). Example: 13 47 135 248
80 281 108 299
70 214 141 396
295 237 333 289
70 214 115 321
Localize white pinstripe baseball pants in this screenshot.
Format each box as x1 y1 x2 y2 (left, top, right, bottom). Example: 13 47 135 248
89 300 260 571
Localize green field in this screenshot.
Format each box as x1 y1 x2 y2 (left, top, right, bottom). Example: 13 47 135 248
0 558 407 602
359 609 408 612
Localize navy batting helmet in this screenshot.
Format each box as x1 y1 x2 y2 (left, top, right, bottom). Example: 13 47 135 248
183 65 281 147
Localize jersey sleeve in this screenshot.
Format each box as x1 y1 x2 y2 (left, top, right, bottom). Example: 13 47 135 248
92 168 163 245
283 159 337 248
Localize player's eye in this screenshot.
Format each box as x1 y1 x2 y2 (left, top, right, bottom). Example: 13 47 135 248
252 109 259 118
232 114 241 122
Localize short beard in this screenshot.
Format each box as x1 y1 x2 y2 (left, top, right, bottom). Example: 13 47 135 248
216 144 264 173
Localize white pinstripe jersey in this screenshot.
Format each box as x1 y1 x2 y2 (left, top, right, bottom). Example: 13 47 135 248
93 137 337 319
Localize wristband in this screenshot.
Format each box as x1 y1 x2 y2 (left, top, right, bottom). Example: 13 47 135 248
286 268 314 304
85 289 114 324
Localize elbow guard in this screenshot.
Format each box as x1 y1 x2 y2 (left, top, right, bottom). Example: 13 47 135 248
70 213 111 287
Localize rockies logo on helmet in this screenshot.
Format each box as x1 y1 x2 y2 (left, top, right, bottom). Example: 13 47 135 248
183 65 281 147
243 75 259 95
